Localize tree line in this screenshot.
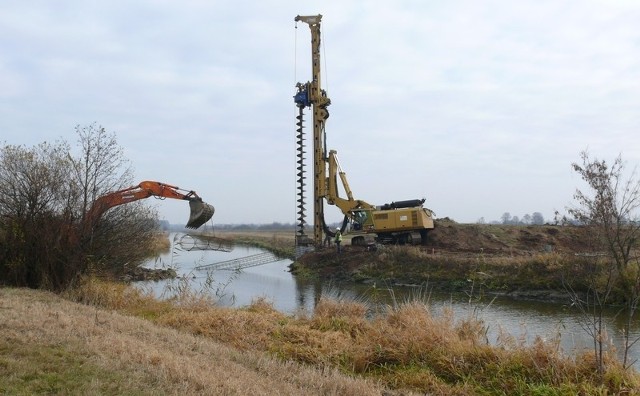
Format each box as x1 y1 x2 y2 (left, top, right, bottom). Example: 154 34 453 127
477 212 546 225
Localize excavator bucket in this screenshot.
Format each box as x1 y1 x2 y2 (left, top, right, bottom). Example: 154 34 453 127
186 200 215 229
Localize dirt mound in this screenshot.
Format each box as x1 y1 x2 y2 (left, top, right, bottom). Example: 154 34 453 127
428 221 592 255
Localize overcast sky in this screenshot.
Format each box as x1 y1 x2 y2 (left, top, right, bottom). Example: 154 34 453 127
2 1 639 226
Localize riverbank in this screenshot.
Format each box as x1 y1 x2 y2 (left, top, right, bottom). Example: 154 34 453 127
213 229 296 258
291 245 587 302
3 283 638 395
215 223 608 302
0 287 385 395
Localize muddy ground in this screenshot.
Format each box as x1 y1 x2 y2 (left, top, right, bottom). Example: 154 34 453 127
301 219 595 259
291 220 601 300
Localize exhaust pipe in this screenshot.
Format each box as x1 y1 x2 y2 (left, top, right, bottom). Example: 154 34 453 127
380 198 425 210
186 200 215 229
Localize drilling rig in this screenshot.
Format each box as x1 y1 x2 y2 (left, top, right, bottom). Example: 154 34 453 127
294 14 434 251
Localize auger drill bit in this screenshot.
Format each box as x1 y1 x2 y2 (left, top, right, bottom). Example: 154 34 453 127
296 106 307 239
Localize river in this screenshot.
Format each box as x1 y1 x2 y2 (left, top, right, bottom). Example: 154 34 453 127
136 233 640 368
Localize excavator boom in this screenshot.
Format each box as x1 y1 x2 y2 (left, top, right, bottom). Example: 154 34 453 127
87 181 214 229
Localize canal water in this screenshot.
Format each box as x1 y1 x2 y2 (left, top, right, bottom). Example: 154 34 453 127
136 233 640 368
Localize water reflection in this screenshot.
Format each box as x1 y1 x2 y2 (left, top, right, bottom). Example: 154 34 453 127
140 243 298 308
137 233 639 368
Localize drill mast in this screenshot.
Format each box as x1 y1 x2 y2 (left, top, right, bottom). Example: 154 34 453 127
294 14 331 248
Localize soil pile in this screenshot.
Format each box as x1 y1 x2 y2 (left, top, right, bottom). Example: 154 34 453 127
427 219 593 255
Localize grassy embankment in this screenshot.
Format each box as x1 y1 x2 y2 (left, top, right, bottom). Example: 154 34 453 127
217 228 603 301
4 228 638 394
2 274 639 394
215 229 296 258
293 246 595 298
13 278 637 395
0 287 384 396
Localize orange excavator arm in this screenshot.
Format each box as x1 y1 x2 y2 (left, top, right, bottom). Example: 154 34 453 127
86 181 215 229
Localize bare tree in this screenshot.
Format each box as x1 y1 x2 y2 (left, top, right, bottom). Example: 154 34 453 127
532 212 545 225
567 151 640 371
0 141 78 289
69 123 132 221
68 124 158 278
0 124 160 289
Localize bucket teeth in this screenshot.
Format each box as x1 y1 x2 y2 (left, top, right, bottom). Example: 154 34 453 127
186 200 215 229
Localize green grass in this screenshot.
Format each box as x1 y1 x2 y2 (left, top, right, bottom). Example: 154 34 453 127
0 337 152 395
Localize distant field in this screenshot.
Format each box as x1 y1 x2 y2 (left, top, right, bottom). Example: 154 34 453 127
216 229 296 241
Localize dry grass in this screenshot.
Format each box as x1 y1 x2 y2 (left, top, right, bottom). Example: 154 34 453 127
150 231 172 252
342 245 593 294
6 278 639 395
66 278 640 394
1 286 396 395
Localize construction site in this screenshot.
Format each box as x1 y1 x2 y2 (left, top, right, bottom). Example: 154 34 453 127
292 15 436 256
152 14 593 278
